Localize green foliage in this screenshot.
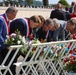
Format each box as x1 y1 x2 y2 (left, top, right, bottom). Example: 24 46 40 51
58 0 70 6
0 2 2 6
64 61 76 72
4 30 25 45
26 0 33 6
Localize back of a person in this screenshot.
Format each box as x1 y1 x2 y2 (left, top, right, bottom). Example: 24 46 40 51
65 7 70 21
50 9 66 20
36 27 47 41
10 18 27 36
65 12 70 21
50 3 66 21
53 20 67 41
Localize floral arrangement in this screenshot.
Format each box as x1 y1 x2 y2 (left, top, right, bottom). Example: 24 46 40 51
19 39 41 57
5 30 26 45
4 29 42 58
63 48 76 72
72 34 76 39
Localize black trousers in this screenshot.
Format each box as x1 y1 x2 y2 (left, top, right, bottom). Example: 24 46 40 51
1 48 19 75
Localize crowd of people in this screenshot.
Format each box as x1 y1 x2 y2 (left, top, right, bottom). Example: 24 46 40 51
0 1 76 75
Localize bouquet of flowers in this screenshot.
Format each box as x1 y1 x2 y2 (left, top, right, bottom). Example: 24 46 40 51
4 30 42 58
19 39 41 57
5 30 26 45
5 30 27 53
63 48 76 72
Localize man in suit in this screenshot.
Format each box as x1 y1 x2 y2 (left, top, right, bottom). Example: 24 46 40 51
36 18 61 42
10 15 41 74
50 3 67 21
10 15 41 40
48 19 67 41
0 6 18 75
36 18 54 42
48 18 76 42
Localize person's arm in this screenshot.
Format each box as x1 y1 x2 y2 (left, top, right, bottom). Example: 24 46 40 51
53 28 60 41
50 11 54 19
61 30 65 40
0 20 6 49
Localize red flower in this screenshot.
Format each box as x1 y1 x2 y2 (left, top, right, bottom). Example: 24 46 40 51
69 50 73 54
51 46 54 49
40 52 42 55
33 47 36 51
29 34 34 40
72 34 76 39
70 60 74 64
68 45 70 49
73 48 76 54
64 58 69 63
70 56 75 60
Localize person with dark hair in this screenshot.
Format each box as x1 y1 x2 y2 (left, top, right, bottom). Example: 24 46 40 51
10 15 41 40
36 18 54 42
0 6 18 75
10 15 41 75
33 15 45 39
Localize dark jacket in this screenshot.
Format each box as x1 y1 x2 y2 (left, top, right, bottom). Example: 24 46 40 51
36 27 47 41
50 9 67 21
10 18 28 37
65 11 70 21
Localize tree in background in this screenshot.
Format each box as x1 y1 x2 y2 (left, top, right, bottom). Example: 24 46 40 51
26 0 33 6
58 0 69 7
43 0 48 7
18 0 23 3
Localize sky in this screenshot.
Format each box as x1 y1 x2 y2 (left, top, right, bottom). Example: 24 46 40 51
36 0 76 5
0 0 75 5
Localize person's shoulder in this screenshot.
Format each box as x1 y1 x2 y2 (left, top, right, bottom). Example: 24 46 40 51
59 20 67 26
0 16 5 23
12 18 23 22
52 9 58 12
59 20 67 23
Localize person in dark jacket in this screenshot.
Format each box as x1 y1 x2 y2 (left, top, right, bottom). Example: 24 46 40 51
65 7 70 21
50 3 67 21
10 15 41 40
36 18 54 43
